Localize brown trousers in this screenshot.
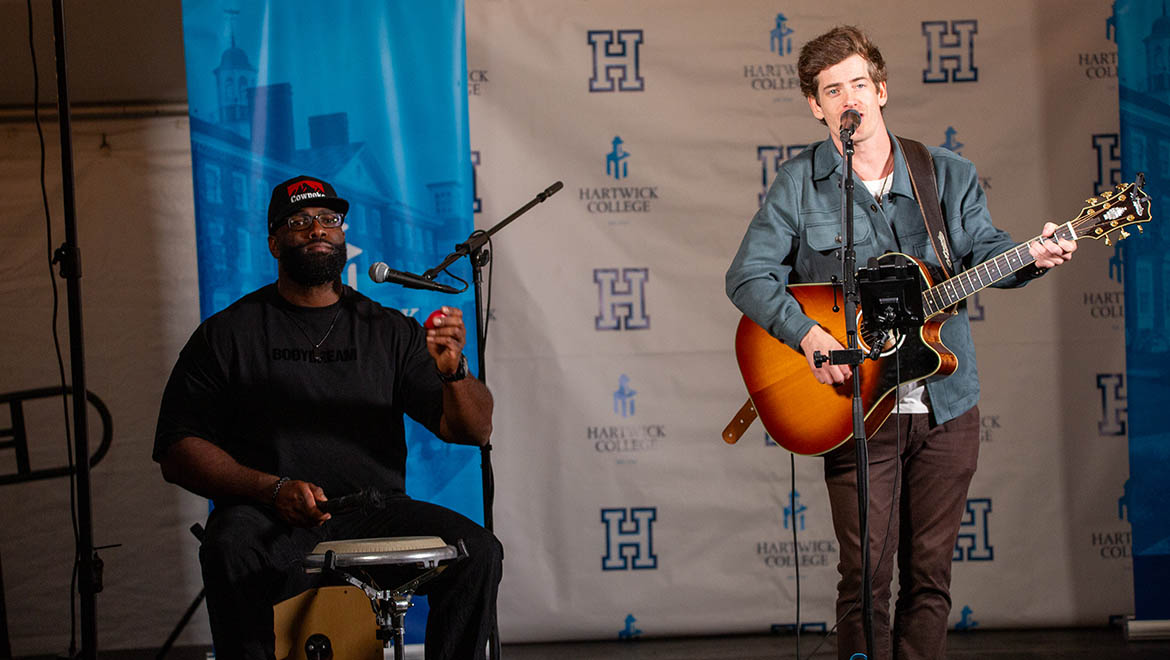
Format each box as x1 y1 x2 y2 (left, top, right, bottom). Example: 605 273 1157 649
823 403 980 660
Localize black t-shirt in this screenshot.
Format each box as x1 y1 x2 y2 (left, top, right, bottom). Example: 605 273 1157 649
153 284 443 499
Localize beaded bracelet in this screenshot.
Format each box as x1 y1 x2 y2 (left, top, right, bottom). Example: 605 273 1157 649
271 476 291 505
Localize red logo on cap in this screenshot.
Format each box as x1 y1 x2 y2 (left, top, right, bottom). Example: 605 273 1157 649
288 180 326 197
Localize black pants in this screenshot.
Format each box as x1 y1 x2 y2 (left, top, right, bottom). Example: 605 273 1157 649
199 495 503 660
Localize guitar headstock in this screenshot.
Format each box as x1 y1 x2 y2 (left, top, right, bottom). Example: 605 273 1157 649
1073 178 1154 246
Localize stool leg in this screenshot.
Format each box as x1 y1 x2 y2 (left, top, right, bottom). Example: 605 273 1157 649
389 591 417 660
391 606 407 660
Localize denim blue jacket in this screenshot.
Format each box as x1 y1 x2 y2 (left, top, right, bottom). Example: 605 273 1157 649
726 134 1039 424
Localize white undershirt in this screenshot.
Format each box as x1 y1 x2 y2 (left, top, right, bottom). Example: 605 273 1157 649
862 174 929 415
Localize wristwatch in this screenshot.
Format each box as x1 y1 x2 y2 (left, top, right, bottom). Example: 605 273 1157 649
438 354 468 383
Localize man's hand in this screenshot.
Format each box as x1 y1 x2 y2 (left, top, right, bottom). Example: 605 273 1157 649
425 306 467 376
800 325 852 385
1029 222 1078 269
273 478 331 528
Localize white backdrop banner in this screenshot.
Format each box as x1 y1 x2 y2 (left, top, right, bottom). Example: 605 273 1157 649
466 0 1133 642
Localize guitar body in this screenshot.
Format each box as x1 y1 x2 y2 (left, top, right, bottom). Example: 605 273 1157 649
734 253 957 456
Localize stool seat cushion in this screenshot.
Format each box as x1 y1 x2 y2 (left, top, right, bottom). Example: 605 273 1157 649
310 535 449 556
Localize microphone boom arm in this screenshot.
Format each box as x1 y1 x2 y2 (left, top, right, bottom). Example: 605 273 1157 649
422 181 563 280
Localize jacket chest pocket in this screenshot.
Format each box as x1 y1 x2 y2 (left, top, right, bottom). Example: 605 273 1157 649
799 220 874 280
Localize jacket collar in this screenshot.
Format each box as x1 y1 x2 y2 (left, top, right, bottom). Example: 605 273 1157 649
810 131 916 201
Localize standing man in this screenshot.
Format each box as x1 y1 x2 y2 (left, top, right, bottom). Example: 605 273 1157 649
154 174 502 660
725 26 1075 660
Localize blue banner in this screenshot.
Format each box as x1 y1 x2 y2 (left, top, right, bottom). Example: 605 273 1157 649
1117 0 1170 622
181 0 478 640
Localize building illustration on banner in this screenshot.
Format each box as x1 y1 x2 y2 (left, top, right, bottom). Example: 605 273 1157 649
618 614 642 640
940 126 964 155
579 136 659 217
601 507 658 570
743 13 800 94
954 605 980 631
607 136 631 180
614 374 637 417
757 495 836 569
783 490 807 531
1118 4 1170 353
1086 480 1134 563
953 498 993 561
587 29 645 92
589 373 664 464
189 28 458 317
1116 2 1170 618
770 13 794 56
922 20 979 84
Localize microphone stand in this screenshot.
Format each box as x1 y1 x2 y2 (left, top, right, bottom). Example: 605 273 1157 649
422 181 563 660
814 126 874 658
46 2 100 657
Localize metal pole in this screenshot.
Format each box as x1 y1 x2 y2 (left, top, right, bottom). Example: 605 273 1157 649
50 1 99 657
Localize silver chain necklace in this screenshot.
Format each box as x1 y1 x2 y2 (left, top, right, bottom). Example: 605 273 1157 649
280 291 345 363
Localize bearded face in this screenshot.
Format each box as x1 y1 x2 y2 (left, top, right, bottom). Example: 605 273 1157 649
278 236 348 287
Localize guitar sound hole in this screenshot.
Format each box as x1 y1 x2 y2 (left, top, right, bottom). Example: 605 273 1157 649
858 316 904 357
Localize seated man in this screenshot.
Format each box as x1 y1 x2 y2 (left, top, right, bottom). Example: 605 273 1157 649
154 174 501 660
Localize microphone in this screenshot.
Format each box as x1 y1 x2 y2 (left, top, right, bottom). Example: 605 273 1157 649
537 180 564 202
839 109 862 138
369 262 459 294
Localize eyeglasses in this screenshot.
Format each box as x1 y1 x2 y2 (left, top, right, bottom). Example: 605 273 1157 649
285 212 344 231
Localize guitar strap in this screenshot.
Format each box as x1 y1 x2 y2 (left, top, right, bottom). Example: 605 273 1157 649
896 136 954 279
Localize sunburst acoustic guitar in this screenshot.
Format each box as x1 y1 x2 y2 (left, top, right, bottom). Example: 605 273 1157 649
722 180 1153 456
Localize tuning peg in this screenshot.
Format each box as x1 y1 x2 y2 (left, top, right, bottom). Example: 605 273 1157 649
1105 236 1112 246
1120 229 1131 239
1103 191 1114 199
1138 225 1144 233
1087 197 1098 204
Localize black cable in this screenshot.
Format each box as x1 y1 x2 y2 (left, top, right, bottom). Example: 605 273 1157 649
800 334 905 660
481 234 493 347
790 452 800 660
27 0 80 654
439 267 470 293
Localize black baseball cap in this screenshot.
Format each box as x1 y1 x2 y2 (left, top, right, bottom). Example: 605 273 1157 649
267 175 350 234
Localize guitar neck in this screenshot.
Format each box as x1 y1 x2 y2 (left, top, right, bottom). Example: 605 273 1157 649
921 222 1076 316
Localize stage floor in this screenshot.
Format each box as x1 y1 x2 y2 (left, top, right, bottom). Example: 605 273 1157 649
501 628 1170 659
17 627 1170 659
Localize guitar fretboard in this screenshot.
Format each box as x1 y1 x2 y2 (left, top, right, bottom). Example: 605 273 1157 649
921 223 1076 317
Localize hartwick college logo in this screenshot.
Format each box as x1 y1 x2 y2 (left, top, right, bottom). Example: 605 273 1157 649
587 29 645 92
922 20 979 84
594 268 650 331
601 507 658 570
